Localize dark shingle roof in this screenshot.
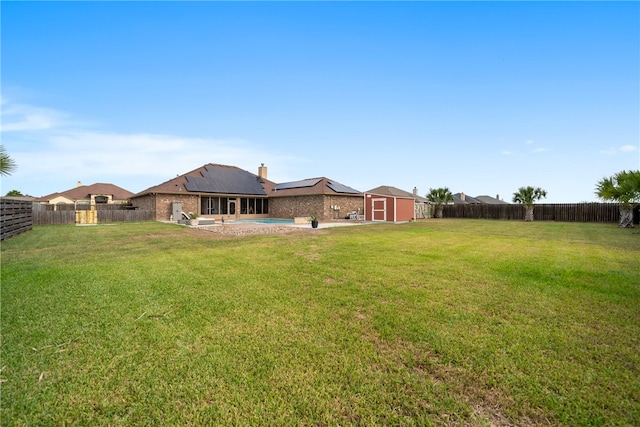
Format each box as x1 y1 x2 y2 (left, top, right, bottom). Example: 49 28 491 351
270 177 360 197
452 193 483 204
133 164 276 197
452 193 510 204
475 195 510 205
184 165 267 195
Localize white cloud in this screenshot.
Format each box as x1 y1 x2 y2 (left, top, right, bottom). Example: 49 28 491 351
0 98 301 195
532 147 549 153
0 99 67 132
601 145 639 156
21 130 279 180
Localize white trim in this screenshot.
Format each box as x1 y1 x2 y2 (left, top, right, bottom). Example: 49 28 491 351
372 198 386 222
393 196 397 223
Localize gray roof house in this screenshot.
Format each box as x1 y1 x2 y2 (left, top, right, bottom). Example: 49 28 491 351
474 195 510 204
453 193 509 204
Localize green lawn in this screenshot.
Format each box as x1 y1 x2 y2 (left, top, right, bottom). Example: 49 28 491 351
2 220 639 426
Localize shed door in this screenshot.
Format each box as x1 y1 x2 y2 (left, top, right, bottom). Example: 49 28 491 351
372 198 386 221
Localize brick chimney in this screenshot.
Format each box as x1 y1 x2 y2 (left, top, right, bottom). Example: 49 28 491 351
258 163 267 180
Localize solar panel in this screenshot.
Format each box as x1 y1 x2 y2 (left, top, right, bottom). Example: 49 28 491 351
327 181 360 194
273 178 322 191
184 166 267 195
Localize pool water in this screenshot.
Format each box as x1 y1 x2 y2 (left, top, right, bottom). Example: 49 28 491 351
227 219 294 224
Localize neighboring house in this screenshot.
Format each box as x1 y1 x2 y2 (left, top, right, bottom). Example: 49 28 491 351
453 192 510 205
268 177 362 221
131 163 276 221
35 182 134 207
475 194 510 204
364 185 433 222
452 192 483 204
130 163 363 222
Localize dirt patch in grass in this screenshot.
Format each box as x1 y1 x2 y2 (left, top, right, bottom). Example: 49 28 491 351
190 223 326 238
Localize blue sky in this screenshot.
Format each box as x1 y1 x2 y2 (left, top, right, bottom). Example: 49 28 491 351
1 1 638 203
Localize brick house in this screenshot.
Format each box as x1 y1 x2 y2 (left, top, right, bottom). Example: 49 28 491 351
131 164 275 221
130 163 363 222
268 177 362 221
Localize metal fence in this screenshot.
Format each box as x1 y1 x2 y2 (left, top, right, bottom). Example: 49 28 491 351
442 203 622 222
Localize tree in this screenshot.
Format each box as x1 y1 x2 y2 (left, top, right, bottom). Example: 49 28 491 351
426 187 453 218
5 190 23 197
0 145 17 176
595 170 640 228
512 186 547 221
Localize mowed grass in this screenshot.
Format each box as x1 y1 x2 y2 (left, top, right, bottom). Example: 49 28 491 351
1 220 639 426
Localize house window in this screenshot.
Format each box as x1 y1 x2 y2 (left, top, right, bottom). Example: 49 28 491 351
201 197 219 215
95 196 109 204
202 196 268 215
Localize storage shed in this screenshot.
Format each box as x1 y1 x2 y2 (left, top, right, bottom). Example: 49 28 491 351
364 186 416 222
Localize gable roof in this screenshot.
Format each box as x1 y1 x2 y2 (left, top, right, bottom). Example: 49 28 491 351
452 193 510 204
475 195 510 205
452 192 483 204
185 164 267 195
36 183 134 202
270 177 360 197
132 164 276 197
366 185 430 203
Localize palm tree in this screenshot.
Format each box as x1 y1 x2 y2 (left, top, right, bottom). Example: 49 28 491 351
426 187 453 218
512 186 547 221
0 145 17 176
595 170 640 228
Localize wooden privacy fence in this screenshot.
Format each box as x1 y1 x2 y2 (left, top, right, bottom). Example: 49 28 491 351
442 203 621 222
26 203 155 226
96 209 154 223
1 198 33 240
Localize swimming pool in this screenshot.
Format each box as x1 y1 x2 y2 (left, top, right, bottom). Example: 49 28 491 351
227 219 294 225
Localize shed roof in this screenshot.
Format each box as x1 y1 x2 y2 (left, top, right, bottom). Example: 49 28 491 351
366 185 429 203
